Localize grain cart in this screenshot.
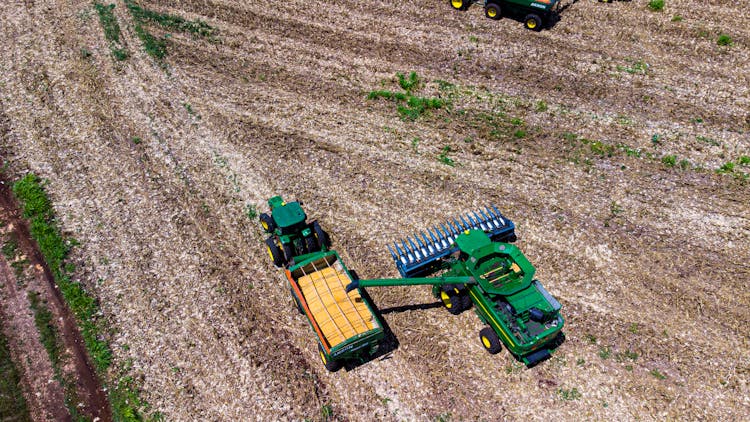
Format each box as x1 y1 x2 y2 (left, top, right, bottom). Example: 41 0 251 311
262 197 384 371
449 0 561 31
260 196 329 267
347 208 564 366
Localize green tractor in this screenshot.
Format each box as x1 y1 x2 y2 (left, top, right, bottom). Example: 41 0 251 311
260 196 329 267
449 0 561 31
347 208 565 366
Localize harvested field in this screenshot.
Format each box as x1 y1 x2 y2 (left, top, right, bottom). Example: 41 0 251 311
0 0 748 420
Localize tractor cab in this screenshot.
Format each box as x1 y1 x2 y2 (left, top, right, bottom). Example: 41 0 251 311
268 196 308 235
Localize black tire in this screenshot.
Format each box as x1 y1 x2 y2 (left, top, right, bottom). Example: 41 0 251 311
524 14 543 31
484 3 501 20
282 242 295 265
305 236 318 253
291 289 304 314
449 0 469 11
460 293 472 311
265 237 284 267
259 213 275 233
312 221 329 251
479 327 503 354
318 343 342 372
439 286 463 315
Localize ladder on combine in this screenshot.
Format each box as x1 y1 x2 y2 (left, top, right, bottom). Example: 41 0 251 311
387 206 516 277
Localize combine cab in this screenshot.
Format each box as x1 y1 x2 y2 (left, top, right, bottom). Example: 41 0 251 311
348 207 565 366
260 196 329 267
449 0 561 31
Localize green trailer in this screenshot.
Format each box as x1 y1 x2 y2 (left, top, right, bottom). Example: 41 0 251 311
284 250 384 371
449 0 561 31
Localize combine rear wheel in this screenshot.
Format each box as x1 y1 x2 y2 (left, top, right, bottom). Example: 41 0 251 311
265 237 284 267
484 3 501 20
450 0 469 11
260 213 275 233
318 343 342 372
524 14 542 31
479 327 503 354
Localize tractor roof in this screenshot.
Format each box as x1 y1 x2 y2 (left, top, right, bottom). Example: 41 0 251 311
269 197 307 228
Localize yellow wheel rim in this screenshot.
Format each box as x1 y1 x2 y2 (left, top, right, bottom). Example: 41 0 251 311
266 246 273 261
261 221 269 230
320 350 327 364
482 336 491 349
527 19 537 29
488 9 497 17
440 291 452 308
451 0 463 8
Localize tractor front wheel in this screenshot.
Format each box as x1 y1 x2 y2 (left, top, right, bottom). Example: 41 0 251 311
479 327 503 354
484 3 501 20
259 213 275 233
450 0 469 11
265 237 284 267
524 14 543 31
318 343 342 372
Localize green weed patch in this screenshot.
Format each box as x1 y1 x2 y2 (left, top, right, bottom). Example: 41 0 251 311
368 72 447 121
94 2 129 60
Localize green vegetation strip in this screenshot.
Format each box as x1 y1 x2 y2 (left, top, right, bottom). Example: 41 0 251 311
12 174 157 421
94 2 129 61
0 312 30 421
124 0 215 61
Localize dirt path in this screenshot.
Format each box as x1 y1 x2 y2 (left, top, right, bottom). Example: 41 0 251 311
0 0 748 420
0 178 111 421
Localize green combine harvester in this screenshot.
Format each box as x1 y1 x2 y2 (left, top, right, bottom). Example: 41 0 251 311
449 0 561 31
263 198 564 369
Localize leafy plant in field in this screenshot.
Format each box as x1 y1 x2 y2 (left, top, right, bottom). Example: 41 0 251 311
368 72 447 121
618 59 649 75
648 0 664 12
650 369 667 379
437 146 456 167
558 387 582 401
661 154 677 167
717 34 733 46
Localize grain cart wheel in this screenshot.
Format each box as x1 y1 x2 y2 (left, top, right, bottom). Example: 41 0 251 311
479 327 503 354
524 14 543 31
440 287 463 315
450 0 469 11
291 289 304 314
318 343 342 372
305 236 318 253
282 242 295 265
484 3 501 20
259 213 275 233
312 221 329 251
265 237 284 267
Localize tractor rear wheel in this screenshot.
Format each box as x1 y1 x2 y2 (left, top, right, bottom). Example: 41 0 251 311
265 237 284 267
449 0 469 11
305 236 318 253
479 327 503 354
524 14 543 31
282 242 295 265
259 213 275 233
318 343 342 372
484 3 501 20
313 221 329 251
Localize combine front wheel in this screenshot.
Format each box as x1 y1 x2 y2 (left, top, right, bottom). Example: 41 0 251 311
484 3 501 20
440 288 463 315
479 327 503 354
